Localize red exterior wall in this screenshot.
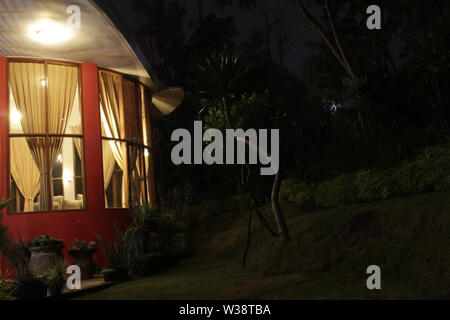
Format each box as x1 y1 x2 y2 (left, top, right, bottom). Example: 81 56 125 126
0 60 131 273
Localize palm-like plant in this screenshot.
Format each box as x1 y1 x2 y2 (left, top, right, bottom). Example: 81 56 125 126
190 47 248 128
43 257 67 298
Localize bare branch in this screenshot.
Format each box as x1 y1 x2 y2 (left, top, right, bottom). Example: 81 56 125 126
324 0 356 79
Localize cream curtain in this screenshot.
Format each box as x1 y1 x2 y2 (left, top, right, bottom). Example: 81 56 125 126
99 71 128 207
10 138 40 212
10 62 78 211
70 125 83 159
129 146 144 207
102 140 116 206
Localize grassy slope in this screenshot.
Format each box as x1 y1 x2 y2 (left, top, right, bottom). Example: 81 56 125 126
80 189 450 299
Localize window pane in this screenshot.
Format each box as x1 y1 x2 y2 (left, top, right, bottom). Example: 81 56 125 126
124 80 142 143
102 140 128 208
51 138 85 210
53 180 64 197
47 64 80 134
129 145 146 207
99 71 125 140
10 137 43 213
140 85 152 147
9 62 46 134
144 148 155 205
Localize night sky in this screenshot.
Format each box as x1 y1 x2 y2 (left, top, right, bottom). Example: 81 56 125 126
109 0 321 76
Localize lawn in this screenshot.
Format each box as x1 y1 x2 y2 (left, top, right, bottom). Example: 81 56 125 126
78 189 450 300
77 257 433 300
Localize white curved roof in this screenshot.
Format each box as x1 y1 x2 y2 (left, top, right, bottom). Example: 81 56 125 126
0 0 156 89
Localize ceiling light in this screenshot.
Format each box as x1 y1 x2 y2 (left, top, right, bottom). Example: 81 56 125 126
29 20 72 44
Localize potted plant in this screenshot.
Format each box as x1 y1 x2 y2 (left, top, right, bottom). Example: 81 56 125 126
5 236 48 300
97 224 130 282
28 235 64 278
43 256 67 298
68 239 97 280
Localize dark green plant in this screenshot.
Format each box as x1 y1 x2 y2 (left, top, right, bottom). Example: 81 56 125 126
69 239 96 254
5 235 32 282
42 256 67 298
97 224 129 269
0 200 11 255
126 203 159 259
4 235 48 300
29 235 64 248
282 141 450 209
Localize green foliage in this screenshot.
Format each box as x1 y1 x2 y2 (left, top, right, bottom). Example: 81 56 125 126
97 225 129 269
282 142 450 209
190 46 248 101
0 200 10 256
196 188 450 296
29 235 64 248
42 256 67 297
69 239 96 253
149 214 188 256
6 237 32 282
203 92 271 130
128 203 158 232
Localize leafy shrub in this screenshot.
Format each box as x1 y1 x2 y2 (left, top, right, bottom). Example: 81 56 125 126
282 142 450 209
29 235 64 248
97 225 129 268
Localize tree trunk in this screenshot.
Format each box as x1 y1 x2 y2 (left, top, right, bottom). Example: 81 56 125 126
271 171 290 242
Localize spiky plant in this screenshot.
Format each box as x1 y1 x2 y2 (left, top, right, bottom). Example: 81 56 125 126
43 256 67 298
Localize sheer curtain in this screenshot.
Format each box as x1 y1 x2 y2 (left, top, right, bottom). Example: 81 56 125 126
70 125 83 159
99 71 128 207
129 146 143 207
10 62 78 211
102 140 117 206
10 138 40 211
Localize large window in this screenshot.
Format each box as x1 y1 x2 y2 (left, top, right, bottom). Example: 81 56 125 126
99 70 154 209
9 60 85 213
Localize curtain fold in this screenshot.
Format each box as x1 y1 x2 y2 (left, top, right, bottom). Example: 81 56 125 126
70 125 83 159
102 140 117 206
10 138 40 212
9 62 78 211
99 71 128 207
129 146 143 207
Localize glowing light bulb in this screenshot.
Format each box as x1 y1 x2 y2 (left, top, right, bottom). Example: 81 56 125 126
29 20 72 44
57 154 63 163
144 149 150 157
40 79 47 87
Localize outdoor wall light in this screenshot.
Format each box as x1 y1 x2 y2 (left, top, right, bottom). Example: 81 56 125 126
28 20 72 44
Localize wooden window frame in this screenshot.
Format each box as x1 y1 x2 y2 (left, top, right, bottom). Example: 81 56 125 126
7 58 87 215
99 69 155 209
